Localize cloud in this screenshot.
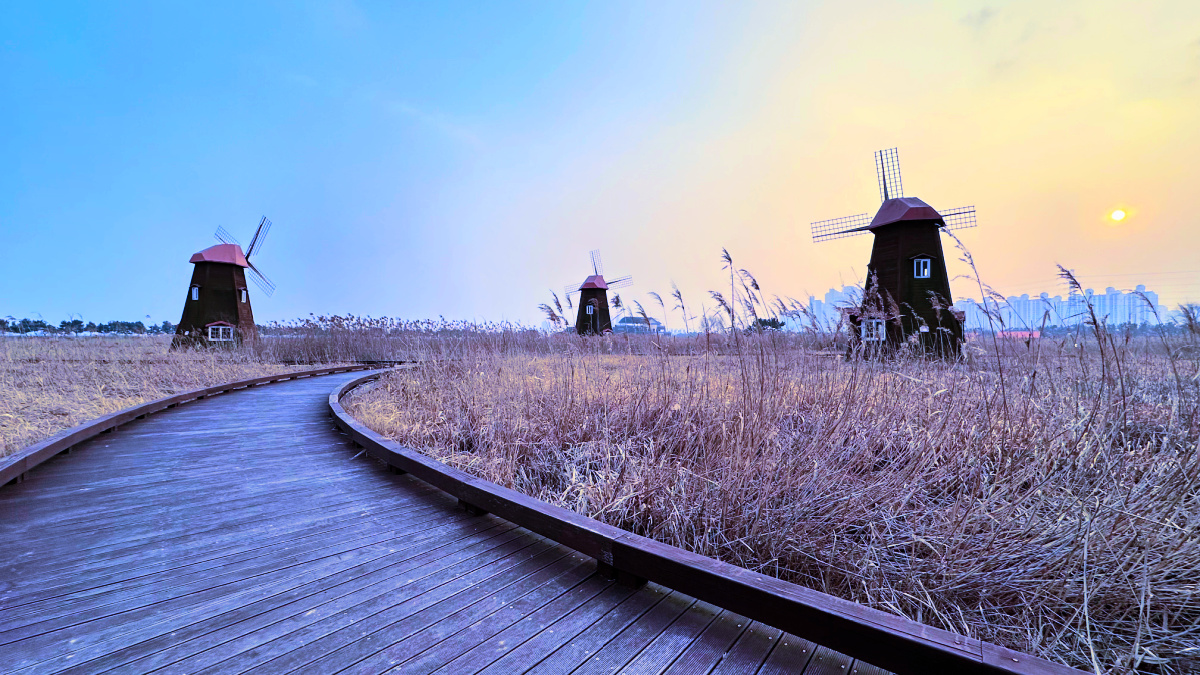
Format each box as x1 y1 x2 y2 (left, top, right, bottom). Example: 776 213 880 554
961 7 996 31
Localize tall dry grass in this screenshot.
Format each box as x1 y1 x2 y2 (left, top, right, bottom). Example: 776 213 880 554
0 336 296 457
346 329 1200 674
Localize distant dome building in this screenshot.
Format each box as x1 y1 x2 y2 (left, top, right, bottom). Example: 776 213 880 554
613 316 665 334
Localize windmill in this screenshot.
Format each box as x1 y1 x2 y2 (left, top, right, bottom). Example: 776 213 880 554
563 249 632 335
172 217 276 348
811 149 977 356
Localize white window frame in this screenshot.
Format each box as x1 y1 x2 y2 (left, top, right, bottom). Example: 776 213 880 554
191 286 200 301
239 289 248 303
914 258 931 279
861 319 886 342
585 305 594 315
208 325 234 342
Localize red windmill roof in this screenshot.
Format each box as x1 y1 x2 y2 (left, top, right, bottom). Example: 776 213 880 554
189 243 249 267
579 274 608 290
866 197 944 229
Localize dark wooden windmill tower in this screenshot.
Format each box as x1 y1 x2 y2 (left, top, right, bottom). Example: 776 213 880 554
811 149 977 356
172 217 276 348
564 250 632 335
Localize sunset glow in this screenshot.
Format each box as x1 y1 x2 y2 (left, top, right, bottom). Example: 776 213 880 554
1111 209 1127 222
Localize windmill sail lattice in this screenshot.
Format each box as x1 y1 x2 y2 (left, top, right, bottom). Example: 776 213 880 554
940 206 977 231
811 213 872 243
875 147 904 201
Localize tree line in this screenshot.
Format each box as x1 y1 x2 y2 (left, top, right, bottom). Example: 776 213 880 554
1 317 177 335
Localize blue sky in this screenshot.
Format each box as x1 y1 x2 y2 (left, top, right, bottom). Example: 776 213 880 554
3 1 1198 326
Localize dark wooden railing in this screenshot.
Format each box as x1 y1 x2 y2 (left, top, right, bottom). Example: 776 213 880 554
0 365 373 487
330 371 1087 675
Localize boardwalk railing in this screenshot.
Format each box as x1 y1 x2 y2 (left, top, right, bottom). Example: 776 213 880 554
0 364 373 487
330 371 1087 675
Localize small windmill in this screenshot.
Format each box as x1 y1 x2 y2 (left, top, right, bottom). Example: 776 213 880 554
172 216 276 348
563 250 632 335
811 149 977 355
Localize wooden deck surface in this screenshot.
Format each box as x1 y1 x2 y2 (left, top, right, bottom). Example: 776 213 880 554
0 372 887 674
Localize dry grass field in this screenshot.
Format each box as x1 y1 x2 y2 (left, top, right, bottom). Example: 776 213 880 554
346 329 1200 674
0 336 297 457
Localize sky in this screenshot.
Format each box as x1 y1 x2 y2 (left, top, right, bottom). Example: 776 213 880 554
2 1 1198 327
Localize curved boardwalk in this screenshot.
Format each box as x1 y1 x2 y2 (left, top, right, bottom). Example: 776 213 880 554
0 372 885 674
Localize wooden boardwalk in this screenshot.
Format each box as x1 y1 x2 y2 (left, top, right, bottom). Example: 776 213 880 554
0 372 886 674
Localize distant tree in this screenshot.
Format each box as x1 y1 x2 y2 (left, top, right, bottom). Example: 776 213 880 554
59 319 85 333
17 319 52 333
750 317 785 332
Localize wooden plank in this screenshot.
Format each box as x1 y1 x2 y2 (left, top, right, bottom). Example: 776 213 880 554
709 622 784 675
0 484 430 587
800 646 855 675
1 534 438 673
757 633 818 674
0 366 370 486
1 505 458 620
615 600 723 675
563 591 695 674
36 520 516 675
176 530 553 674
849 661 893 675
473 580 638 675
0 495 447 604
0 525 409 642
304 551 596 675
660 610 751 675
421 573 616 674
525 586 670 674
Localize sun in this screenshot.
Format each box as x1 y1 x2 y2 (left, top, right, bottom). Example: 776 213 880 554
1110 209 1127 222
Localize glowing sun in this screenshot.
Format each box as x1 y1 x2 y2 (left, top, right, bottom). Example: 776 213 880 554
1110 209 1127 222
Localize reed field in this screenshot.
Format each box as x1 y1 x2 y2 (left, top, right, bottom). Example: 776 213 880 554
0 336 296 456
345 327 1200 674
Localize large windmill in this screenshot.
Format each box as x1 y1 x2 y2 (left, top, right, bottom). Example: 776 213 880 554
172 217 276 348
563 250 632 335
811 149 977 356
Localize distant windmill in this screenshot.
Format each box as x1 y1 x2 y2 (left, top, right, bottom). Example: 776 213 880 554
811 149 977 356
563 250 632 335
172 217 276 348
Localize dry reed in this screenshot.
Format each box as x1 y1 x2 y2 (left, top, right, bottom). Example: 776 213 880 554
346 329 1200 674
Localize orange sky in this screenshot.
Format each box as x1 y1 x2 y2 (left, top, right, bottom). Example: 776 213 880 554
485 0 1200 317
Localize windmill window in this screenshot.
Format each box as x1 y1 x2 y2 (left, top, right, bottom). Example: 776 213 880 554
239 289 247 303
586 305 595 315
914 258 931 279
191 286 200 301
208 325 234 342
861 319 886 342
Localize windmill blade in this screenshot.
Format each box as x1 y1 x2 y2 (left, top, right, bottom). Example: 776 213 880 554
811 213 871 243
246 216 273 259
941 206 977 231
214 226 241 246
564 283 582 297
875 147 904 201
246 261 276 297
589 249 603 276
606 275 633 290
